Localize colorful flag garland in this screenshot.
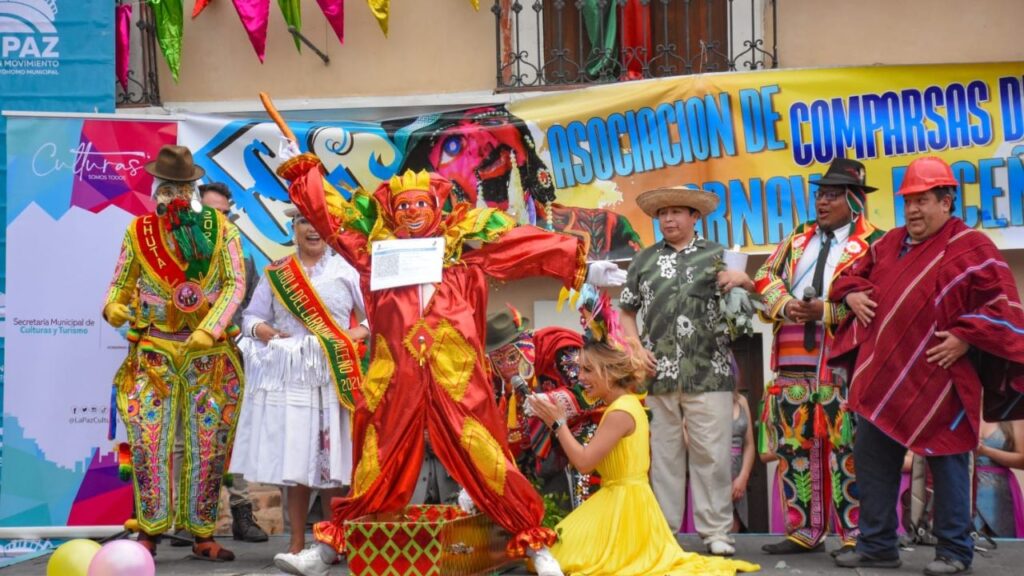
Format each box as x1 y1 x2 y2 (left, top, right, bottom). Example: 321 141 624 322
148 0 478 79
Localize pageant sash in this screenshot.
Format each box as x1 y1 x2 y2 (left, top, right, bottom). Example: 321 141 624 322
266 255 362 410
133 207 219 287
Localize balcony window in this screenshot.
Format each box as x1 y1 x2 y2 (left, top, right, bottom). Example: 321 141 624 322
493 0 777 90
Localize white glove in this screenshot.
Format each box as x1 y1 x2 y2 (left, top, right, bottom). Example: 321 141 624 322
277 138 301 161
457 488 477 514
522 395 537 418
585 261 627 287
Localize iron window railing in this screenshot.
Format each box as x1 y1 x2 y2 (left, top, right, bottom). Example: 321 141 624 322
492 0 777 90
115 0 162 108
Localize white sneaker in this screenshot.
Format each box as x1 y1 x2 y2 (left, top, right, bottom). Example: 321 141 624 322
274 547 332 576
528 546 564 576
707 540 736 556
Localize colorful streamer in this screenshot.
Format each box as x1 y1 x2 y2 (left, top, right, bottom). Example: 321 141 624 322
115 4 132 90
366 0 389 36
278 0 303 51
192 0 213 18
316 0 345 45
150 0 185 81
231 0 271 62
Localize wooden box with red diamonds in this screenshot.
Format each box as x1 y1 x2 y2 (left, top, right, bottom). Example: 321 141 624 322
344 505 513 576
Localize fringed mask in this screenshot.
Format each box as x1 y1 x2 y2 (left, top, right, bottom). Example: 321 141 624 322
151 179 213 263
489 335 536 383
485 305 536 383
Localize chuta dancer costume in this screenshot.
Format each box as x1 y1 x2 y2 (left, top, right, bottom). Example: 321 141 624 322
103 145 246 561
270 140 625 576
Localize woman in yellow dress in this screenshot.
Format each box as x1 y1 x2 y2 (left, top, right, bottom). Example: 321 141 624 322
529 341 761 576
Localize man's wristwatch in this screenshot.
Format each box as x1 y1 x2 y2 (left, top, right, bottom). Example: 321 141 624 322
550 417 567 432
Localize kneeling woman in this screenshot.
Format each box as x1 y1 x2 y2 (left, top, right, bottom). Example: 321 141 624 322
529 341 760 576
230 210 368 554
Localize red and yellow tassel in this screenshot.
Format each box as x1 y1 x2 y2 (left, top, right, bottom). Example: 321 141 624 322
117 442 132 482
813 401 829 442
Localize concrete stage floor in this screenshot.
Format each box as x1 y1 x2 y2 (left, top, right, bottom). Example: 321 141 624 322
3 533 1020 575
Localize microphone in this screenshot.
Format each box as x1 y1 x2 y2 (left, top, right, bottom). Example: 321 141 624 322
510 375 532 397
802 286 816 303
801 286 818 351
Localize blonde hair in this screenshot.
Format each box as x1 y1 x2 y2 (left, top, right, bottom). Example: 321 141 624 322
580 340 648 393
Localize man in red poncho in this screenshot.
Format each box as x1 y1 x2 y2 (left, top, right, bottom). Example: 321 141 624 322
270 144 624 576
828 156 1024 576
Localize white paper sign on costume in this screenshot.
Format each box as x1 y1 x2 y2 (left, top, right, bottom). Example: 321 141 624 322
370 238 445 290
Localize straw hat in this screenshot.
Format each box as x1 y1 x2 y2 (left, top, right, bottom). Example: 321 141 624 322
635 185 719 218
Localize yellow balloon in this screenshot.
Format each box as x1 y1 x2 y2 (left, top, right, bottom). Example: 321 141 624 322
47 539 101 576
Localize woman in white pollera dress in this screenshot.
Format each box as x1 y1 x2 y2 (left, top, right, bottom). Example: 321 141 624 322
230 208 368 554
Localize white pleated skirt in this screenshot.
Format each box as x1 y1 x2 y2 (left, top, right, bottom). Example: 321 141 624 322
230 337 353 488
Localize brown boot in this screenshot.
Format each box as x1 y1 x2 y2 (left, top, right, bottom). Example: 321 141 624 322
231 502 269 542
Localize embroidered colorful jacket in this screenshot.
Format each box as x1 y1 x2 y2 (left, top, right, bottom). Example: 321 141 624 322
105 207 246 340
753 217 883 379
829 218 1024 455
495 327 590 464
103 207 246 537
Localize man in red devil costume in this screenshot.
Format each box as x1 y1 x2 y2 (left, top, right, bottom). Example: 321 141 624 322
271 147 624 576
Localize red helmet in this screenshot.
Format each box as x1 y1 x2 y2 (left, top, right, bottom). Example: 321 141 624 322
897 156 958 196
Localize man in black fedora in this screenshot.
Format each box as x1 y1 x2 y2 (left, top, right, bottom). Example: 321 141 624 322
750 157 885 556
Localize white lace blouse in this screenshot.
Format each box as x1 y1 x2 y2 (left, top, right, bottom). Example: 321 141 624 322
240 252 366 391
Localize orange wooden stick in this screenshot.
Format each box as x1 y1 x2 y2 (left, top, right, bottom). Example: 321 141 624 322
259 91 297 143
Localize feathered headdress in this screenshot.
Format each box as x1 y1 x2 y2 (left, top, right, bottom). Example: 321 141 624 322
564 284 625 347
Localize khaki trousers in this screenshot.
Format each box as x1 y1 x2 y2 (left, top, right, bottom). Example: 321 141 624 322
648 390 734 544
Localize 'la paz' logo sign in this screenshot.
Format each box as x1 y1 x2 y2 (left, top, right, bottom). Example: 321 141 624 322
0 0 60 74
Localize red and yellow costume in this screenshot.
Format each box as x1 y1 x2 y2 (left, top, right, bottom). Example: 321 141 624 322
277 156 588 556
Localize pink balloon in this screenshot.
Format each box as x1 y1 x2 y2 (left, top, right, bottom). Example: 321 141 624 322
87 540 155 576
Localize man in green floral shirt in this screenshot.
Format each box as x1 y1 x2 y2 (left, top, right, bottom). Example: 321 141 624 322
620 185 743 557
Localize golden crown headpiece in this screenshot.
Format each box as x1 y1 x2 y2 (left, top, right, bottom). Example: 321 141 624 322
388 169 432 195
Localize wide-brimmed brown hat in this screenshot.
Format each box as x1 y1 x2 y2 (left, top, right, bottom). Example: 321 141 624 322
145 145 205 182
486 310 531 352
636 185 719 218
